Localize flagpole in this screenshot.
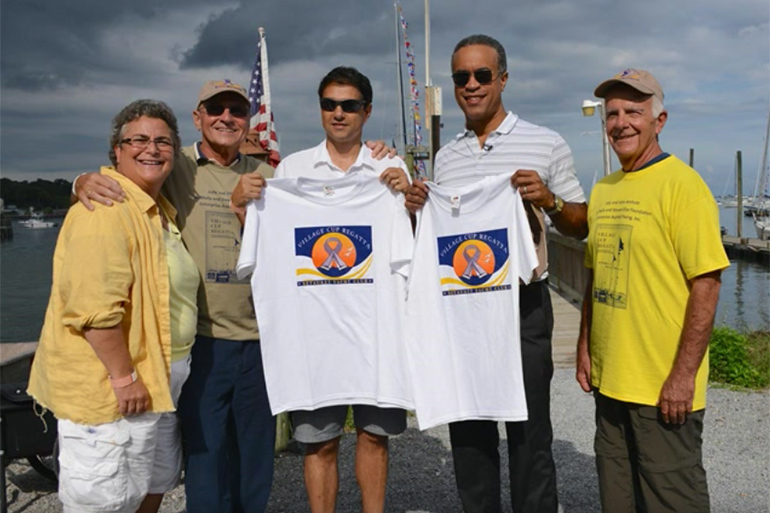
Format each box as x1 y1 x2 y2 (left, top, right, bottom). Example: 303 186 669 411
424 0 440 178
424 0 430 88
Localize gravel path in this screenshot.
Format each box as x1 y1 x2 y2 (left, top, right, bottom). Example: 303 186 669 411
6 369 769 512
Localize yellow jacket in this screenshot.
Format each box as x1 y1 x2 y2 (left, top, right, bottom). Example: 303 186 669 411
28 167 175 425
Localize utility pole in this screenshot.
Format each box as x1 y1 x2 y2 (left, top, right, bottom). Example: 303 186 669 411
424 0 441 178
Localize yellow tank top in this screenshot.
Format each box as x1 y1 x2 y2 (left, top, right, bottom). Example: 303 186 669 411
164 217 199 362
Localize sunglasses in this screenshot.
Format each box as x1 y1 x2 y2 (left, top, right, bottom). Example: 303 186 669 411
319 98 367 113
201 103 250 119
451 68 497 87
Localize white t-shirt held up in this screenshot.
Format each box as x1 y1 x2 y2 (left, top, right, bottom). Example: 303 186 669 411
237 172 414 414
406 173 539 429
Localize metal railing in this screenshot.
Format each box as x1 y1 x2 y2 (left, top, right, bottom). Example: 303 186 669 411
547 231 589 304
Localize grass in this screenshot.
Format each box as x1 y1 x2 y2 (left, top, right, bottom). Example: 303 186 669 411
709 327 770 390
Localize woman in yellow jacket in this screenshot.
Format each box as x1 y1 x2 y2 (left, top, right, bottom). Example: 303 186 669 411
28 99 199 513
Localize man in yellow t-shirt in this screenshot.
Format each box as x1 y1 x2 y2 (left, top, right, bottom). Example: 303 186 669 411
576 69 729 512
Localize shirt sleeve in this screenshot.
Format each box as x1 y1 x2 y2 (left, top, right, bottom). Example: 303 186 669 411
236 201 260 279
670 190 729 280
549 134 586 204
59 206 133 332
513 191 539 284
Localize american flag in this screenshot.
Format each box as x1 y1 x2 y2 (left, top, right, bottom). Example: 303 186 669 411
247 27 280 167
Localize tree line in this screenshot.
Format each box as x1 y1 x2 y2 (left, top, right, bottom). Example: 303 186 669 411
1 178 73 212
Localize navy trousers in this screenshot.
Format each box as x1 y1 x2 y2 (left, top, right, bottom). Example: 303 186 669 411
178 336 275 513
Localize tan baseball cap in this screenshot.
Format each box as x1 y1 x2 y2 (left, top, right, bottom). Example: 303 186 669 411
197 79 250 105
594 68 664 103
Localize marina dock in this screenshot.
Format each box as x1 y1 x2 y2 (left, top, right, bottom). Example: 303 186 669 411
721 236 770 264
551 288 580 368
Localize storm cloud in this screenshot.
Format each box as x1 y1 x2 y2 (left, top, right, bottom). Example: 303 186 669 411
1 0 768 194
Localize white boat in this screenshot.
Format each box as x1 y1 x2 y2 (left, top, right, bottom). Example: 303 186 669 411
745 201 770 217
754 214 770 241
746 107 770 218
19 213 57 229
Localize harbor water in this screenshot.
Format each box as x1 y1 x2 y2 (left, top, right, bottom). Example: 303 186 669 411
1 208 768 345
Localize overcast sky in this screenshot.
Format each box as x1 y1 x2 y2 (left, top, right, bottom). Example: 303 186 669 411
1 0 768 197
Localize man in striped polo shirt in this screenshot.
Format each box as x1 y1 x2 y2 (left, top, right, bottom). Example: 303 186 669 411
406 34 588 513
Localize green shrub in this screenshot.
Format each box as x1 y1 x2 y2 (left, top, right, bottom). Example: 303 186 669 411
344 406 355 432
709 327 770 389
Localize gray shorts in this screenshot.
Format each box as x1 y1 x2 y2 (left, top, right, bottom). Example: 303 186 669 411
292 405 407 444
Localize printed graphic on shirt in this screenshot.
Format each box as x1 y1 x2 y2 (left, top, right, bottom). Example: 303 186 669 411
205 211 247 284
592 223 632 309
295 226 374 286
437 228 511 296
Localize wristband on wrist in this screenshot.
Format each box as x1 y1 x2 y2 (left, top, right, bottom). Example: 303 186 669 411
109 369 138 389
71 173 88 196
229 199 246 215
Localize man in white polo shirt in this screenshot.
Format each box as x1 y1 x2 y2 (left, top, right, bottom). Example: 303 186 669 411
232 66 408 513
406 35 588 513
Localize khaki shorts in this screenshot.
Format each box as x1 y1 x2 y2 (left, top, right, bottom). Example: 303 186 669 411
58 356 191 513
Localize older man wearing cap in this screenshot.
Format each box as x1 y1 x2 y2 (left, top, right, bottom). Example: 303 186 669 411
576 69 728 512
74 79 276 512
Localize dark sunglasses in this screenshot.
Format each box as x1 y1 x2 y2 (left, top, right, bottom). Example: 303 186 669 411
319 98 367 113
451 68 497 87
201 103 250 119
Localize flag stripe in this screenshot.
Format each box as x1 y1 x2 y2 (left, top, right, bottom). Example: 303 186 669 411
247 29 281 167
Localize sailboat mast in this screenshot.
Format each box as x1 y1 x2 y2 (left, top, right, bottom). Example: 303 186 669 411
395 2 408 152
754 106 770 201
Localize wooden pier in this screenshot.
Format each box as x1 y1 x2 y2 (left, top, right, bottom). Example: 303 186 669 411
550 288 580 369
721 236 770 264
0 342 37 383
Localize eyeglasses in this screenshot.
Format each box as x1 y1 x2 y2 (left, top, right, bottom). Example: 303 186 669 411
319 98 367 113
201 103 250 119
120 135 175 152
451 68 497 87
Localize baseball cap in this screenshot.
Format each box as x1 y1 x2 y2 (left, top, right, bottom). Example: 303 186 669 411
594 68 664 103
197 79 250 105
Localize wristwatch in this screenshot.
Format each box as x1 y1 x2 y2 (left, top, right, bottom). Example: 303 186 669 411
545 195 564 216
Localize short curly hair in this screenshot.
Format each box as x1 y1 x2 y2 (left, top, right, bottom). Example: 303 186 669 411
108 99 181 166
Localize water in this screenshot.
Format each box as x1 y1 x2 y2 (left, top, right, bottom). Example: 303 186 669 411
1 220 62 343
1 208 768 345
718 204 764 239
716 205 770 331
